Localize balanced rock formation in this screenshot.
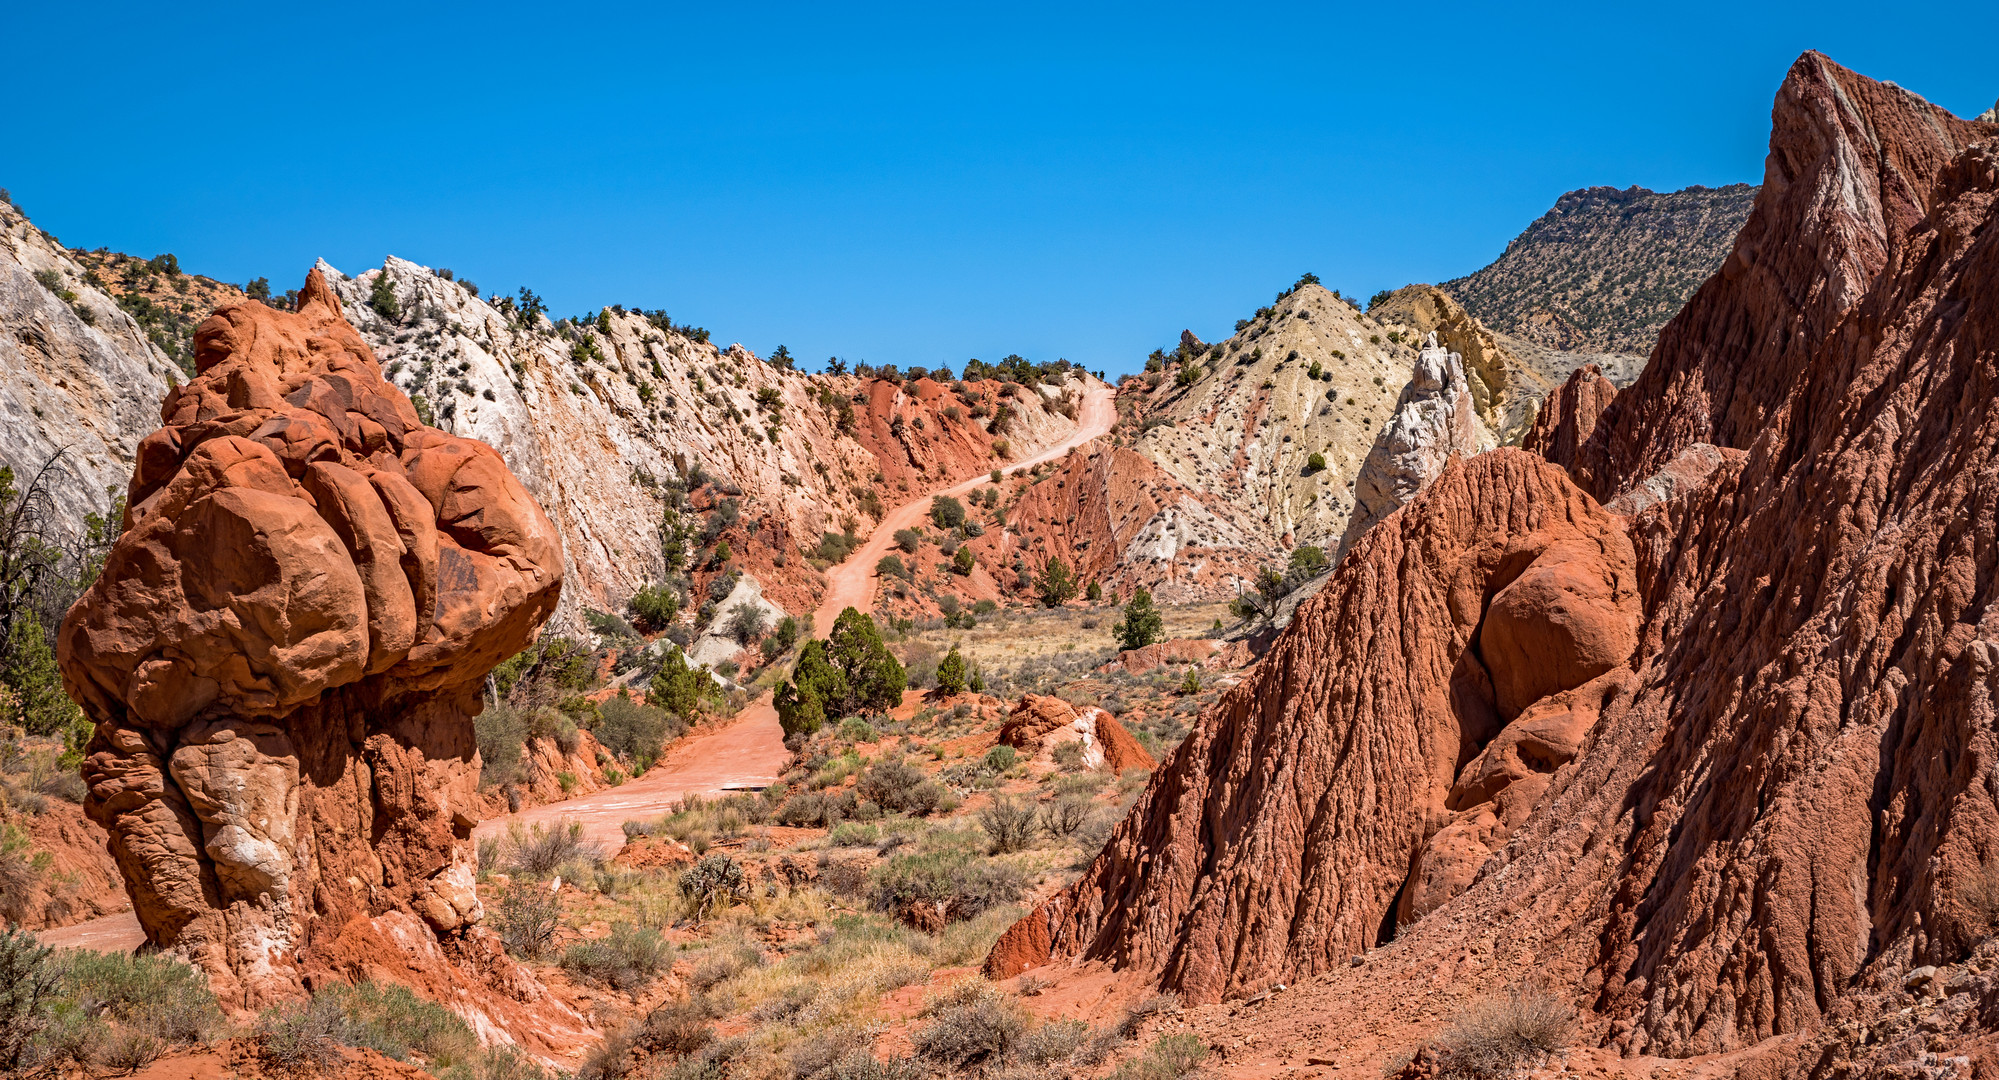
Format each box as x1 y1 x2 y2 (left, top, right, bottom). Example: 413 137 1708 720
992 53 1999 1073
58 270 562 1009
997 694 1155 775
1336 333 1496 559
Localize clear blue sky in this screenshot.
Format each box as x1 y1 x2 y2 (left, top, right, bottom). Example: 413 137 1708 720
3 3 1993 377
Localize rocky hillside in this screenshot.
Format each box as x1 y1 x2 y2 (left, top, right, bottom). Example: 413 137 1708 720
0 221 1095 642
1441 181 1758 356
992 52 1999 1077
0 198 183 536
322 257 1091 636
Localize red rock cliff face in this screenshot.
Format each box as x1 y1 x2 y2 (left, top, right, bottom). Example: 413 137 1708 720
58 270 562 1008
992 52 1999 1064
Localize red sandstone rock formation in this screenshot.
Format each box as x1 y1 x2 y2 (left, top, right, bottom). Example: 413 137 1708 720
1519 363 1615 474
989 449 1640 991
973 443 1263 604
58 270 563 1012
1109 638 1219 676
991 53 1999 1071
997 694 1156 775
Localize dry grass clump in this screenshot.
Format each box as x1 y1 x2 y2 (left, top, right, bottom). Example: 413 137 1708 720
1419 989 1572 1079
562 923 672 991
911 978 1030 1070
502 820 601 878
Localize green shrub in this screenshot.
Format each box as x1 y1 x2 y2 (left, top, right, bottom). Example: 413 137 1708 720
876 554 908 581
256 996 345 1073
679 854 748 921
936 646 969 696
629 584 680 631
562 923 670 991
893 528 922 554
983 745 1018 773
595 693 685 767
1290 545 1328 574
857 757 950 815
1109 1032 1208 1080
837 716 878 743
368 271 400 321
0 928 59 1071
1036 558 1078 607
952 546 975 575
1180 669 1201 694
1112 588 1164 651
1305 452 1327 474
930 496 966 530
316 980 479 1065
504 821 597 878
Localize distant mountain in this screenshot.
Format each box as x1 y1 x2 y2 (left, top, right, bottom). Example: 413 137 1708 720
1443 182 1757 356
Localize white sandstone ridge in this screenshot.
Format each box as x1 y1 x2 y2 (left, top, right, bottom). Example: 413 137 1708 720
0 201 181 534
1338 332 1495 559
1129 283 1418 556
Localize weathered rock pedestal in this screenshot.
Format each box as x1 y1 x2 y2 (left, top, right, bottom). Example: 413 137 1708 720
58 270 562 1013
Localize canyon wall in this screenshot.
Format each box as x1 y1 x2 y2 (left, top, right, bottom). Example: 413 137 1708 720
992 52 1999 1068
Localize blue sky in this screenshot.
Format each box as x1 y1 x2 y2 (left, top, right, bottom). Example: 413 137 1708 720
3 3 1993 377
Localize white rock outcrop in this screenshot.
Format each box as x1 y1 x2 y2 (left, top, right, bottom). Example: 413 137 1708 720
1337 332 1495 559
0 202 181 537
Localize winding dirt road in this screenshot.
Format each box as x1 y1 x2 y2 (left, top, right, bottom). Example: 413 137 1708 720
47 377 1119 950
811 378 1119 632
479 374 1118 856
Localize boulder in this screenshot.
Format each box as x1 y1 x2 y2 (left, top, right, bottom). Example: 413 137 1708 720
1112 638 1218 676
59 269 562 1009
997 694 1156 775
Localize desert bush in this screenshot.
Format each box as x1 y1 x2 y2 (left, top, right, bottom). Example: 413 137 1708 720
912 978 1027 1070
316 979 480 1066
871 851 1025 926
837 716 877 743
596 693 685 767
828 822 881 848
728 602 769 644
53 947 224 1048
778 788 859 828
930 496 966 530
893 528 923 554
857 756 951 815
1429 990 1572 1079
688 941 762 992
563 923 671 991
256 995 347 1072
983 745 1018 773
492 880 565 959
1014 1018 1093 1066
642 997 718 1057
0 928 59 1071
1051 740 1088 771
1040 794 1095 839
977 795 1037 853
504 821 598 878
679 854 748 920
